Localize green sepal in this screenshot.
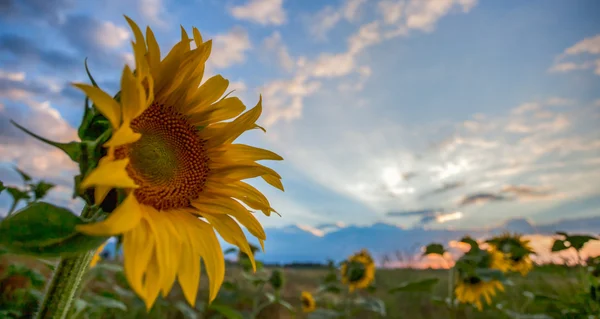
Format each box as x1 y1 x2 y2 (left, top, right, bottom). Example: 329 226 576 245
388 278 440 293
31 181 55 201
84 58 99 88
423 243 446 256
11 120 82 162
14 167 32 182
0 202 108 257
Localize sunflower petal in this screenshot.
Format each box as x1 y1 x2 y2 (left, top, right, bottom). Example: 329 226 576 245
177 238 201 306
77 194 142 236
188 97 246 126
73 84 121 128
184 75 229 114
192 197 266 240
205 96 262 147
80 159 139 189
210 144 283 162
123 220 154 300
144 252 162 310
188 217 225 303
104 123 141 147
121 65 147 122
203 214 256 272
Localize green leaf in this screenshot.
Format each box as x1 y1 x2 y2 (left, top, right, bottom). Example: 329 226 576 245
277 299 295 314
0 180 5 194
175 301 198 319
389 278 440 293
0 202 108 257
32 181 55 201
551 239 568 252
317 283 342 294
37 258 57 271
14 167 32 182
460 236 479 251
423 243 446 256
307 309 341 319
92 263 123 272
6 187 30 202
356 296 387 316
207 304 244 319
87 294 127 311
11 120 81 162
224 247 237 255
474 268 506 282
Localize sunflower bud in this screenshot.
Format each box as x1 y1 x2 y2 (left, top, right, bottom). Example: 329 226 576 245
269 269 284 291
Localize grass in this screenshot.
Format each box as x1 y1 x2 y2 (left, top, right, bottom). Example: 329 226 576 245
0 254 587 319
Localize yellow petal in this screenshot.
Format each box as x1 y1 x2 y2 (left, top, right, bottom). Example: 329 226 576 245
210 144 283 162
192 197 266 240
187 217 225 303
261 174 284 191
146 26 161 78
73 84 121 128
144 252 162 310
104 123 141 147
124 15 146 59
206 96 262 148
188 96 246 126
204 181 273 216
210 163 280 181
192 27 203 46
76 194 143 236
177 240 201 307
80 159 139 189
144 209 181 298
94 186 112 206
184 75 229 114
203 214 256 272
123 220 154 300
120 65 147 122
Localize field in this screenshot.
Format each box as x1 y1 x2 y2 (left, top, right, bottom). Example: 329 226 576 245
0 253 588 319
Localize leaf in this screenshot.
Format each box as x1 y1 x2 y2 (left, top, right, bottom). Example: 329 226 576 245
460 236 479 251
14 167 32 182
0 202 108 257
389 278 440 293
308 309 341 319
32 181 55 201
87 294 127 311
175 301 198 319
224 247 237 255
566 235 597 251
265 292 277 303
551 239 568 252
278 299 295 313
317 283 342 294
92 263 123 273
6 187 30 203
356 296 387 316
207 304 244 319
0 180 5 194
11 120 81 162
474 268 506 282
423 243 446 256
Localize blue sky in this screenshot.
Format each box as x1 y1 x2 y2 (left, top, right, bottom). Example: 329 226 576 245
0 0 599 234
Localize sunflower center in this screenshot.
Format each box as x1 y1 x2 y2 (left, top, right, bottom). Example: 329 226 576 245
346 261 367 282
465 276 482 285
301 296 311 308
115 103 209 210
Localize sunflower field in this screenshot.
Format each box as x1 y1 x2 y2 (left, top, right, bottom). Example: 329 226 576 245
0 16 599 319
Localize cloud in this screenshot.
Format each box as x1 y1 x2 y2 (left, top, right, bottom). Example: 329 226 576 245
420 181 465 198
208 27 252 69
229 0 286 26
386 208 463 225
307 0 368 39
0 0 74 25
500 185 558 201
549 34 600 76
263 32 295 72
458 193 510 206
0 34 79 72
59 15 129 52
138 0 169 27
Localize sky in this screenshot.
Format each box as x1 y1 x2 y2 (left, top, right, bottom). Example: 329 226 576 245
0 0 599 234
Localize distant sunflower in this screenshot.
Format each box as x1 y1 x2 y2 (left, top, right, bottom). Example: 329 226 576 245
488 233 534 276
90 242 108 268
74 17 282 310
455 276 504 311
340 249 376 292
301 291 316 313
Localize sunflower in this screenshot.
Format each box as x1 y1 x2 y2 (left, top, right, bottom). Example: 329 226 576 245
455 276 505 311
300 291 316 313
487 233 534 276
89 241 108 268
340 249 376 292
74 17 282 310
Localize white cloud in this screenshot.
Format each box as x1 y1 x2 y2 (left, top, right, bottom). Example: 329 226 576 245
229 0 286 26
209 27 252 69
549 34 600 76
378 0 404 25
308 0 368 39
0 70 26 82
139 0 169 27
263 32 295 72
94 21 129 49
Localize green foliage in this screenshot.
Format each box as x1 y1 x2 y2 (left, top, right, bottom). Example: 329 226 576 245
388 278 440 293
0 202 108 257
423 243 446 256
552 232 597 252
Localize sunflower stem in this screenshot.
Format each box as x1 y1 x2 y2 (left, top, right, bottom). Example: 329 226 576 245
35 205 96 319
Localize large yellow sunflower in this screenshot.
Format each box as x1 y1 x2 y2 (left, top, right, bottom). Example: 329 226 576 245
74 17 282 309
300 291 316 313
340 249 376 292
455 277 504 311
488 233 534 276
